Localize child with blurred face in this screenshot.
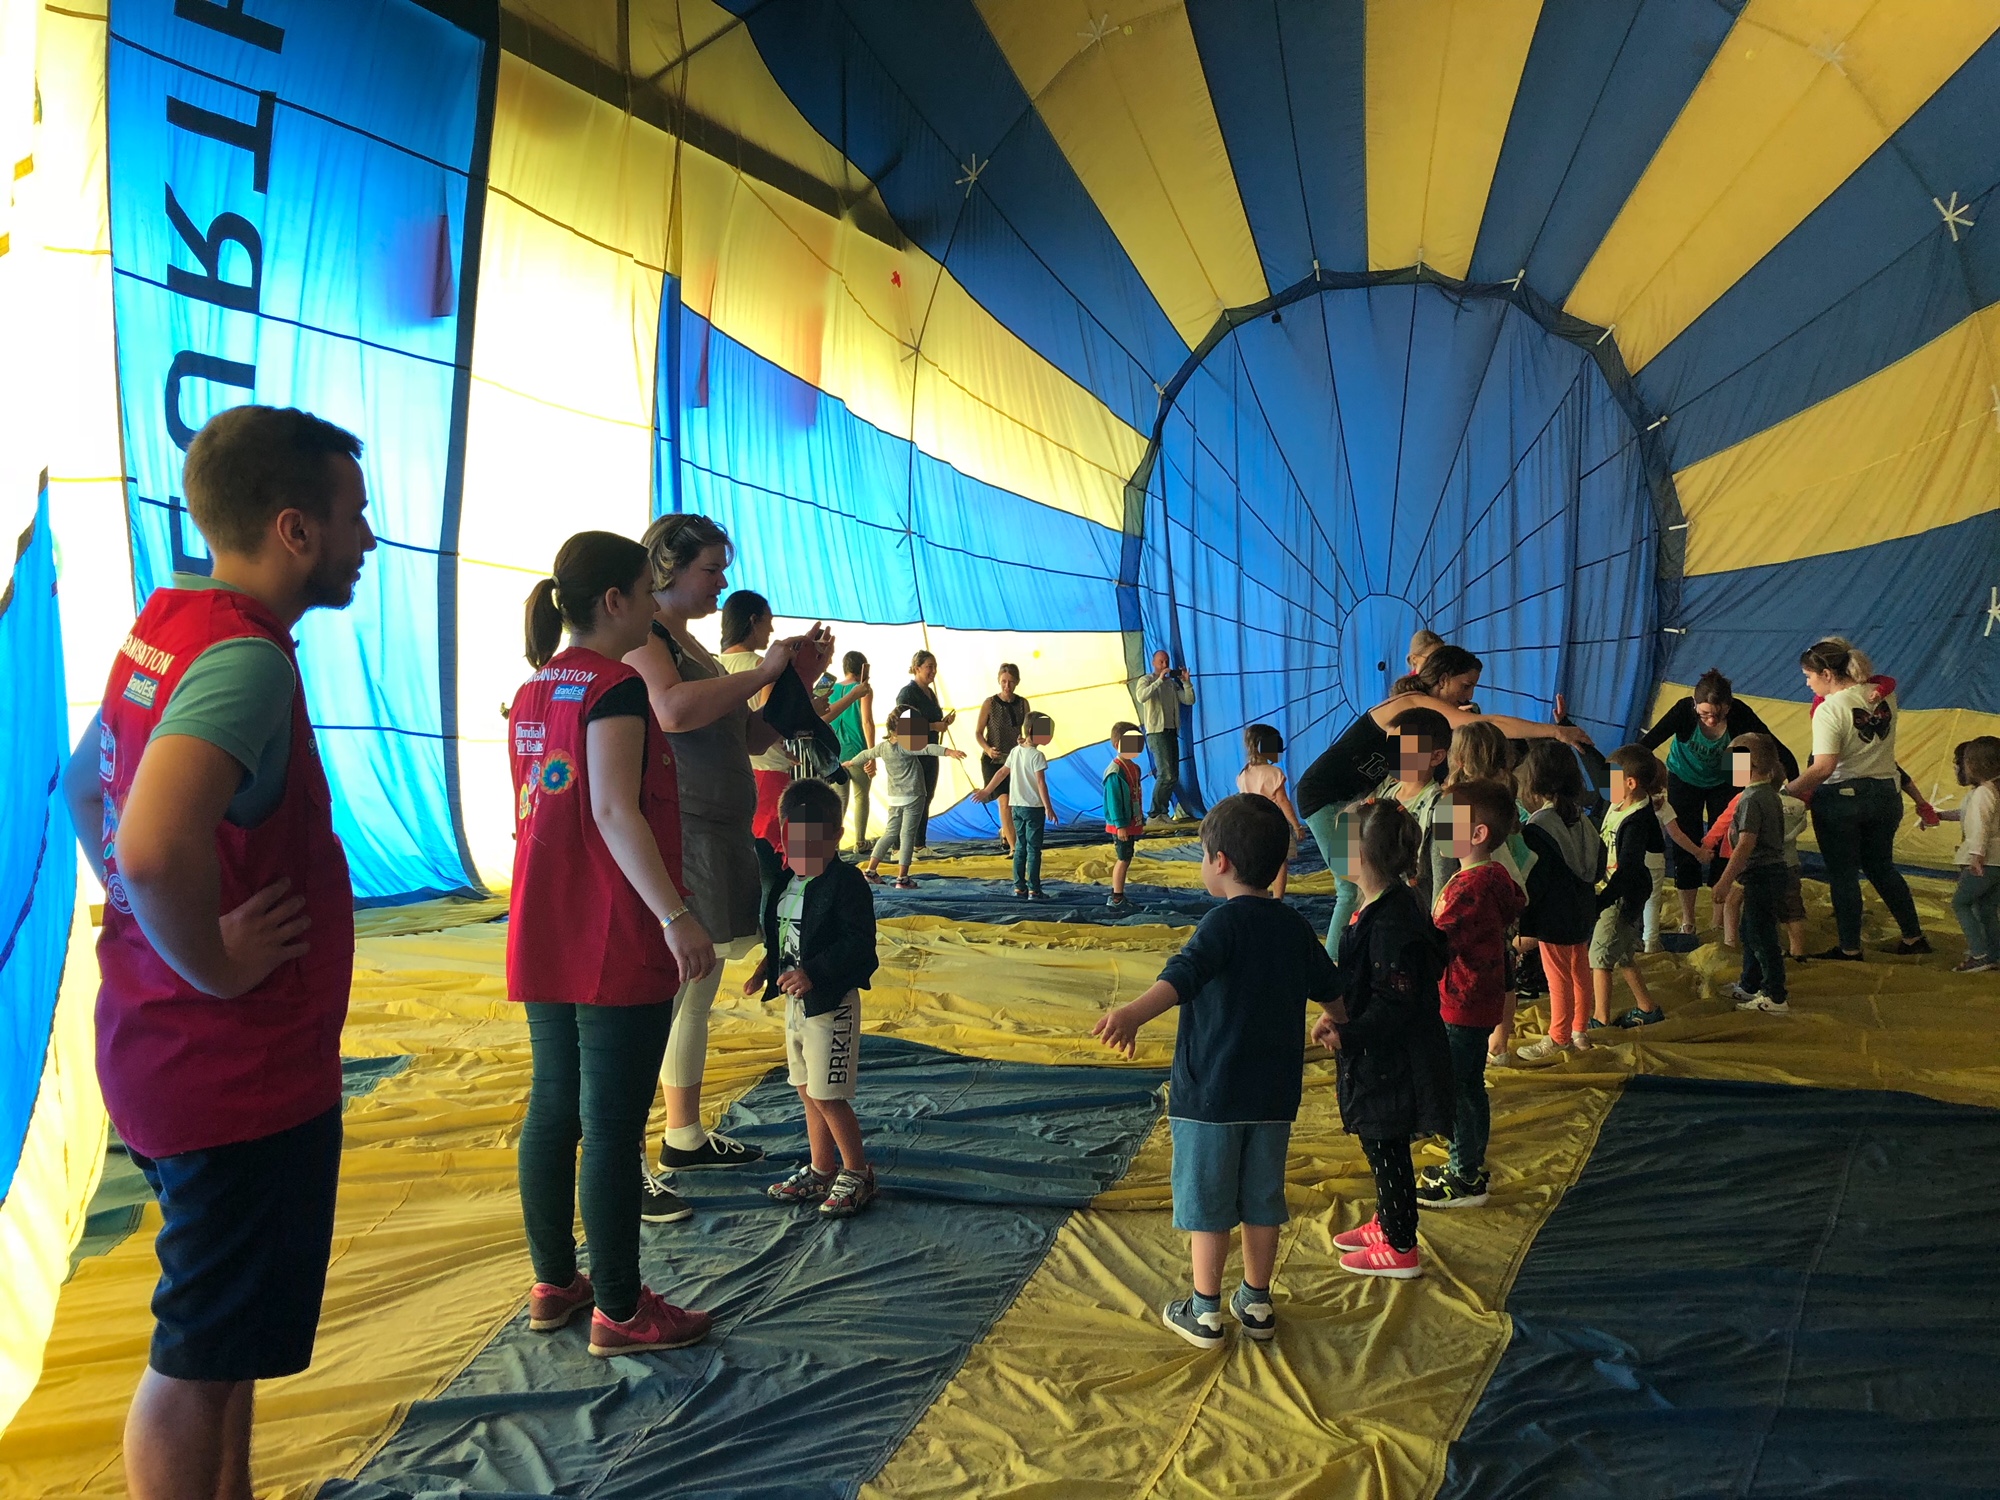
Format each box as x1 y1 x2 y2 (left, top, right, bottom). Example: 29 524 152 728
746 779 881 1217
1103 723 1147 908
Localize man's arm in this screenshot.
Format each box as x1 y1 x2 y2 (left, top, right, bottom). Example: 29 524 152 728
62 718 107 885
1177 673 1195 707
116 734 309 998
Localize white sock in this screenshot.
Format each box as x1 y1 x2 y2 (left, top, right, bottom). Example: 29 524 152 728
665 1123 707 1151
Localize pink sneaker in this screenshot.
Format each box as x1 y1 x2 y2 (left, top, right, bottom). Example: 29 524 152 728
1340 1241 1422 1279
528 1273 594 1331
1332 1215 1387 1253
587 1287 713 1357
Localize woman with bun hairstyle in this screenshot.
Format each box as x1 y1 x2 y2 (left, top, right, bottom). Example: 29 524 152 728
627 514 833 1199
1786 639 1929 961
1297 645 1593 948
508 531 716 1357
1639 668 1798 937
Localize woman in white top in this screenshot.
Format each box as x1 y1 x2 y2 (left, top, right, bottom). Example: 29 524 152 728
1785 639 1929 960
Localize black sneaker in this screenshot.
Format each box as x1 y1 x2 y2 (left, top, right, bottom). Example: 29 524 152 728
1814 945 1864 961
1615 1005 1666 1028
1895 935 1933 956
1229 1283 1276 1342
640 1165 693 1224
1416 1170 1491 1210
1106 892 1132 909
660 1133 765 1171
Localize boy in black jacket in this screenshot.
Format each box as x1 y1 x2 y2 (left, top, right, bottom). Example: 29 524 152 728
744 779 881 1217
1593 747 1666 1029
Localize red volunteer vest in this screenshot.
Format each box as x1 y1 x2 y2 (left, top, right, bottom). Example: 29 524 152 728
96 586 354 1159
506 647 684 1006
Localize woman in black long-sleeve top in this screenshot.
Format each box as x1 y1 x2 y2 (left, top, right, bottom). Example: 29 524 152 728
1639 669 1799 936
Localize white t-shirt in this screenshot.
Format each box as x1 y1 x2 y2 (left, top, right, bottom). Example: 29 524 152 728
1959 782 2000 866
1811 683 1899 784
1006 743 1049 809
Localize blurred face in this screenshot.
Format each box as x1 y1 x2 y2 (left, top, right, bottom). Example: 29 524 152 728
1407 643 1435 674
1118 730 1144 756
893 717 928 751
1732 749 1755 789
1152 651 1169 674
656 543 729 619
783 820 839 878
998 668 1019 695
1695 699 1729 732
298 455 376 610
1396 732 1445 783
744 611 775 651
1445 799 1493 862
1612 770 1640 805
1027 725 1053 747
1433 670 1480 708
914 658 936 686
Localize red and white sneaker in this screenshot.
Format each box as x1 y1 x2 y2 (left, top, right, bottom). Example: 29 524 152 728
1339 1241 1422 1279
1332 1215 1387 1253
528 1273 594 1331
587 1287 713 1357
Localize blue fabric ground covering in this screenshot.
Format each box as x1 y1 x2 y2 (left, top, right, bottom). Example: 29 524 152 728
328 1037 1167 1499
1439 1076 2000 1499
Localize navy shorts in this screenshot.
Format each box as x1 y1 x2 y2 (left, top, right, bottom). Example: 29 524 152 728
1170 1119 1292 1232
131 1105 342 1381
1113 838 1136 862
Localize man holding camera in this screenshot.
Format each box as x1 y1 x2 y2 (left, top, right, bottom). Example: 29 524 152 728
1136 650 1197 822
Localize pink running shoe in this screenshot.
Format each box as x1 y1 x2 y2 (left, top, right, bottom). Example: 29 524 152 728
528 1273 594 1331
1332 1216 1386 1253
588 1287 713 1357
1339 1241 1422 1279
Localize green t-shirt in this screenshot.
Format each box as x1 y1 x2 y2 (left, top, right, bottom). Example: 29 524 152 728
831 684 868 760
151 573 296 828
1665 720 1731 788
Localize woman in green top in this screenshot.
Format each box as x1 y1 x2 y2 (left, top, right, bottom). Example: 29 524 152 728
829 651 875 853
975 663 1030 853
1639 667 1799 936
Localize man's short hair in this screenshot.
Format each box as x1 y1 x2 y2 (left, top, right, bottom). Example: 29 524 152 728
779 778 842 826
1199 793 1290 889
182 405 363 555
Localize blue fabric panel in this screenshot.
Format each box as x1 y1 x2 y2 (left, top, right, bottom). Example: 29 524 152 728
1184 0 1369 283
105 0 485 903
1468 0 1744 296
720 0 1184 428
1639 31 2000 470
1664 511 2000 717
328 1037 1166 1500
1136 284 1655 821
0 485 77 1206
670 311 1123 632
1440 1076 2000 1498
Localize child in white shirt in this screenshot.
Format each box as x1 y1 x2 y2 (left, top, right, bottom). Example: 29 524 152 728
975 712 1057 899
1947 737 2000 972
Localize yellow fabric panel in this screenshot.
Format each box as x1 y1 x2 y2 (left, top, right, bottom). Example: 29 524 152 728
976 0 1268 345
923 840 1339 896
1567 0 2000 371
1675 305 2000 574
1648 684 1999 871
674 144 1146 532
501 0 620 62
1364 0 1543 279
458 56 670 882
0 919 107 1438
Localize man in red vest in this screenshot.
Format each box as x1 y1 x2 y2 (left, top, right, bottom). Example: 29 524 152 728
61 405 374 1500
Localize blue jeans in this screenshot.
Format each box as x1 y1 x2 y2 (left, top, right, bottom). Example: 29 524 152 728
1302 802 1361 950
1147 730 1181 818
1443 1024 1491 1179
1012 805 1046 892
1738 864 1788 1002
1954 867 2000 959
1810 778 1921 951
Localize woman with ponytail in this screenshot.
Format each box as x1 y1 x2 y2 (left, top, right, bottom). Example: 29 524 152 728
1297 645 1593 948
508 531 716 1358
628 514 835 1192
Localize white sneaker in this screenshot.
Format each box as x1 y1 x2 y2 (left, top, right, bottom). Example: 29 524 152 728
1486 1048 1515 1069
1735 993 1791 1015
1724 982 1757 1004
1569 1032 1592 1051
1515 1038 1567 1063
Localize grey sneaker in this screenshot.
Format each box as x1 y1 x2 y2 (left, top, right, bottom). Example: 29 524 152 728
818 1165 877 1218
1161 1296 1226 1349
1229 1283 1275 1341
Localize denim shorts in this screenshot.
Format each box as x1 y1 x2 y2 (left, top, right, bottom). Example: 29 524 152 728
1170 1118 1292 1232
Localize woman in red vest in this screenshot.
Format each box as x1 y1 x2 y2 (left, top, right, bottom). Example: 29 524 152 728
507 531 717 1358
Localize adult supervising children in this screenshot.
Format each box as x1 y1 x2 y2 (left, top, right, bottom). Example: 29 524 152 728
829 651 875 853
1136 649 1197 821
1639 668 1798 938
975 662 1030 853
509 532 716 1357
61 406 371 1500
1296 646 1592 947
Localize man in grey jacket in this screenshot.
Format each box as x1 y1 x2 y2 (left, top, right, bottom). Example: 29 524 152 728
1135 650 1197 820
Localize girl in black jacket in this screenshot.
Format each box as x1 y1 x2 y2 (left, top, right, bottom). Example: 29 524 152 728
1514 741 1605 1062
1314 801 1453 1281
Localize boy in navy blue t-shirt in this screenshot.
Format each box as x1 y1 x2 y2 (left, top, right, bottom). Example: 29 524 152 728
1094 794 1340 1348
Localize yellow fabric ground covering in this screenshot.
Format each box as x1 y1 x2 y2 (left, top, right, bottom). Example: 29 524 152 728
3 855 1991 1497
